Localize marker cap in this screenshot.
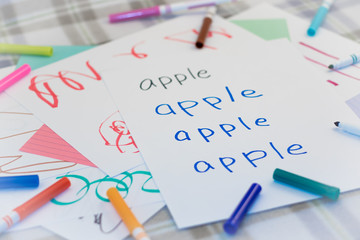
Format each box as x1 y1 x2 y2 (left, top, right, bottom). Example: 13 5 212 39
273 168 340 200
0 175 39 189
109 6 160 23
223 183 262 235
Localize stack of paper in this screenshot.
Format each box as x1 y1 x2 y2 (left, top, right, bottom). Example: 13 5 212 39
2 3 360 239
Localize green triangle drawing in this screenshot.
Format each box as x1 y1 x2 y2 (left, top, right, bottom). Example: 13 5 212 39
230 19 291 41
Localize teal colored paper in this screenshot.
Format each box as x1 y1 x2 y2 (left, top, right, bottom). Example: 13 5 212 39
230 19 290 41
16 45 94 70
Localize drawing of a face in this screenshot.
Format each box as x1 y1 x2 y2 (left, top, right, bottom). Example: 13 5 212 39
99 112 139 154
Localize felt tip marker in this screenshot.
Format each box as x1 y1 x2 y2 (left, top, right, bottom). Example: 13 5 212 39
307 0 335 37
334 121 360 137
196 6 217 49
109 0 236 23
0 43 53 56
223 183 262 235
0 177 70 234
0 64 31 93
328 53 360 70
273 168 340 200
107 187 150 240
0 175 39 189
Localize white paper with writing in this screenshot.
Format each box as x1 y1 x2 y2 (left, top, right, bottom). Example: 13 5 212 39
102 43 360 228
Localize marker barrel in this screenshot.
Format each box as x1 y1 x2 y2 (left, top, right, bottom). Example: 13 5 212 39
109 7 160 23
273 168 340 200
0 43 53 56
0 175 39 189
0 177 70 234
0 64 31 93
329 53 360 70
336 121 360 137
109 0 235 22
15 177 70 220
307 0 334 36
223 183 262 235
107 187 150 240
196 6 216 49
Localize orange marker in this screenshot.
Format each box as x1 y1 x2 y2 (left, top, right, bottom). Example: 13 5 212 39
107 187 150 240
0 177 70 234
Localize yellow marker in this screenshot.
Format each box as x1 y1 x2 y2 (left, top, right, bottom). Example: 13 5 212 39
107 187 151 240
0 43 53 56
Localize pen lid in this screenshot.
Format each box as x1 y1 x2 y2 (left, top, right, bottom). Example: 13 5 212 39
0 175 39 189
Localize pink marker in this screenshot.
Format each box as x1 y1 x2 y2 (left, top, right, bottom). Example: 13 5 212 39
0 64 31 93
109 0 237 23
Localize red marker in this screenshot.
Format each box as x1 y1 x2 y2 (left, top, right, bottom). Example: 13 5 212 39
0 177 71 234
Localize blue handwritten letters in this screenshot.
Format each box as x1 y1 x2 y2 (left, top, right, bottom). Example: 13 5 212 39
152 83 307 172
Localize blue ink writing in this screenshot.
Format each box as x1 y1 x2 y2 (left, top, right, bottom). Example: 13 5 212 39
155 86 263 117
175 116 270 143
194 141 307 173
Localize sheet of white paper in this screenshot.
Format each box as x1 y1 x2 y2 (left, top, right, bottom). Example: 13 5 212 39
0 67 85 179
44 201 164 240
102 41 360 228
0 79 165 237
0 164 163 232
5 14 263 176
230 3 360 102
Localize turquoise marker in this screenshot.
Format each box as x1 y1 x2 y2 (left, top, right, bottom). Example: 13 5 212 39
307 0 334 37
273 168 340 200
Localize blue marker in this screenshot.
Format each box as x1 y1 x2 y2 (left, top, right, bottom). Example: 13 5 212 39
334 121 360 138
0 175 39 189
307 0 334 37
223 183 262 235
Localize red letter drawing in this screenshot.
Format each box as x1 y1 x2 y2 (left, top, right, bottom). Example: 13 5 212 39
113 41 148 59
29 61 102 108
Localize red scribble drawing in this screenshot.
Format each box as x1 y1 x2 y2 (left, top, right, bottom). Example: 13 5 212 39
327 80 338 86
29 61 101 108
99 111 139 154
164 27 232 50
0 155 77 175
113 41 148 59
299 41 360 82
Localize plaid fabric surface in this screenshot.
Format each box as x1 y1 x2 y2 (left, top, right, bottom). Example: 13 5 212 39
1 0 360 239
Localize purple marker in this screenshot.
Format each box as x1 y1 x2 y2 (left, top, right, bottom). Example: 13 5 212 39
223 183 262 235
109 0 237 23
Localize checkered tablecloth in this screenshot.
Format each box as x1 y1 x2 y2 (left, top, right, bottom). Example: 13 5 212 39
2 0 360 239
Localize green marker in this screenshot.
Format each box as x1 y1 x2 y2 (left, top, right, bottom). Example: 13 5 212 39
273 168 340 200
0 43 53 56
